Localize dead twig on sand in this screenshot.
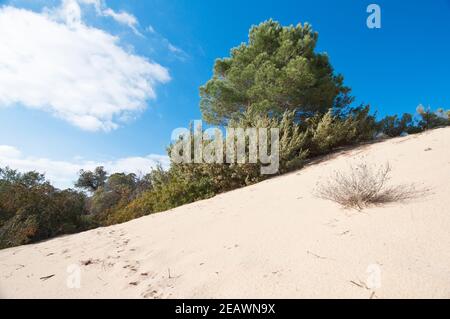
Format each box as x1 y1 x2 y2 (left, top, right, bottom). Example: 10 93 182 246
40 274 55 281
307 251 328 260
350 280 368 290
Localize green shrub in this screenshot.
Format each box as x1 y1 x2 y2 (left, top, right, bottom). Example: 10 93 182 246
108 168 217 225
306 106 376 155
417 105 449 130
378 107 450 138
378 113 416 137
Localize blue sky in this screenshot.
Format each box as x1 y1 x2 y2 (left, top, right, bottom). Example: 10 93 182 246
0 0 449 188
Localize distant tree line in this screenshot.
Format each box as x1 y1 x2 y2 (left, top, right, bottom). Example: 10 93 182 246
1 20 449 249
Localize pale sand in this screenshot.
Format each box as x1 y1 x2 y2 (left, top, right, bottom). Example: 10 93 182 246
1 128 449 299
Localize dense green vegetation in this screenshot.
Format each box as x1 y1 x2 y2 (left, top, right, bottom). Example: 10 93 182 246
1 20 449 249
0 168 90 249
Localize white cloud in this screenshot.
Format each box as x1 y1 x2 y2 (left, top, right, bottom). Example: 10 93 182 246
53 0 82 26
0 145 22 158
169 43 189 61
75 0 142 35
0 5 170 132
79 0 102 12
0 145 170 189
146 25 156 34
102 8 142 36
168 43 183 54
143 23 188 60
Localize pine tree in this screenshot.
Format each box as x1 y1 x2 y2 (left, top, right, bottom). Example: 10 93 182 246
200 20 353 125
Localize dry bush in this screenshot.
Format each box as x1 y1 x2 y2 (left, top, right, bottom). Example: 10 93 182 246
315 162 421 210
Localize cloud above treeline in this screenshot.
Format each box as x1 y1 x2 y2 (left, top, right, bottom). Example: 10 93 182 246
0 145 170 189
0 0 171 132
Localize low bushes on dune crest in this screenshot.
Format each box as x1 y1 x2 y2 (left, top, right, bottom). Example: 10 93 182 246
315 162 422 210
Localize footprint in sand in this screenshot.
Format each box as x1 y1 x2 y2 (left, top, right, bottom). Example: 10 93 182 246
140 271 157 279
122 260 141 275
80 258 101 266
224 244 240 250
142 287 163 299
324 218 340 228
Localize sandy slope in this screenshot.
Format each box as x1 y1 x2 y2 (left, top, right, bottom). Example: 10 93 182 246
1 128 449 299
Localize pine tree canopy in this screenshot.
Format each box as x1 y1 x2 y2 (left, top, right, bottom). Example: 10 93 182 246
200 19 353 125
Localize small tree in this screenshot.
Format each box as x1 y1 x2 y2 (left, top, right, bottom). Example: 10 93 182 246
378 113 416 137
416 104 449 130
75 166 107 192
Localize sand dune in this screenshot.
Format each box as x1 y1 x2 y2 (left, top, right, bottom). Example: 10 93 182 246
1 128 449 299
